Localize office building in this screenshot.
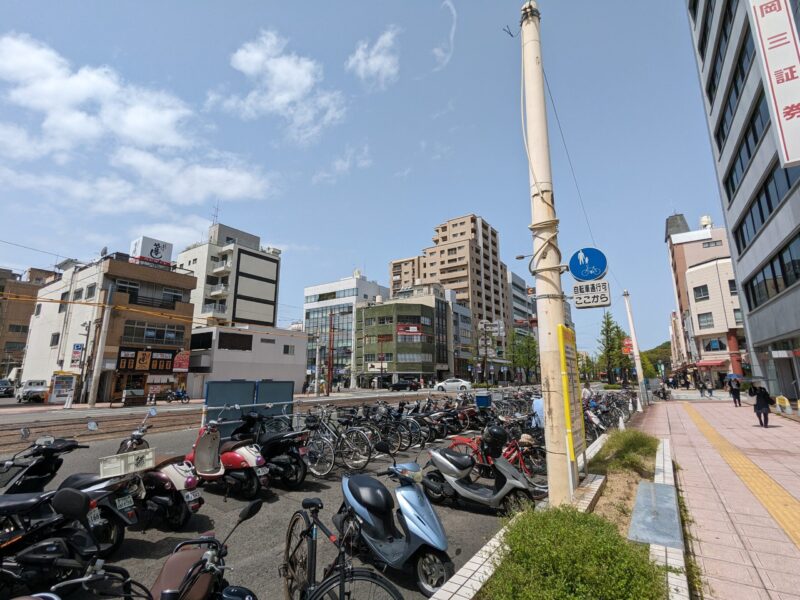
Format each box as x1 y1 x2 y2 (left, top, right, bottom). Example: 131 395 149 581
0 267 57 377
666 214 746 386
177 223 281 328
507 271 537 338
22 247 196 403
303 271 389 388
685 0 800 397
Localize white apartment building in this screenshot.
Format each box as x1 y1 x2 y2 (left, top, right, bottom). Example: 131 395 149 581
303 271 389 388
177 223 281 328
186 326 307 397
507 271 537 338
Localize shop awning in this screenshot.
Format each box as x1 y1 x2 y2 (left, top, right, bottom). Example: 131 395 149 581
696 359 728 367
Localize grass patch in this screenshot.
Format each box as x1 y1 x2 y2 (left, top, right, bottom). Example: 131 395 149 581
479 506 667 600
589 429 659 478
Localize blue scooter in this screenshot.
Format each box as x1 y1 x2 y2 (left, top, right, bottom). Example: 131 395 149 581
332 441 453 597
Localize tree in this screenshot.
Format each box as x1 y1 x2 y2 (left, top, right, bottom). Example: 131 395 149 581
578 353 597 382
642 341 671 374
640 353 658 379
507 329 540 384
597 312 632 383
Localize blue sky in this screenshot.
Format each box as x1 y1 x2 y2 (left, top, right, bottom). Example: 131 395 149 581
0 1 723 353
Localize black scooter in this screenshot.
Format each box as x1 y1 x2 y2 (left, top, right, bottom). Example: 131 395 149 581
231 410 309 489
0 433 88 494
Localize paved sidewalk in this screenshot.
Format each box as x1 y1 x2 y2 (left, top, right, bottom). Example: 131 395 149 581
640 400 800 600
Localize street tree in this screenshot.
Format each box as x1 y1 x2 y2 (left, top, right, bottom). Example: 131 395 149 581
507 329 540 383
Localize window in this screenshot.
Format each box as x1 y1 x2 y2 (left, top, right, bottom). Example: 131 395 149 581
123 320 186 345
206 275 219 285
706 0 739 103
116 279 140 294
377 316 393 325
210 256 220 263
734 308 743 324
190 332 213 350
728 279 738 296
698 0 716 60
261 337 276 344
733 161 800 253
58 292 68 313
704 338 727 351
694 285 710 301
364 318 376 326
4 342 25 352
50 332 60 347
702 240 723 248
724 93 771 200
218 332 253 351
8 324 28 334
698 312 714 329
397 353 433 363
162 288 183 303
745 232 800 310
715 29 756 150
34 303 41 316
86 284 96 299
689 0 699 21
71 288 83 302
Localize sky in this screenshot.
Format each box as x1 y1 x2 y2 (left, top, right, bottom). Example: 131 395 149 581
0 1 724 354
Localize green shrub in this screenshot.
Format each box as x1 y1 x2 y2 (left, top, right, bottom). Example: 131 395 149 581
480 506 666 600
588 430 659 477
604 383 622 390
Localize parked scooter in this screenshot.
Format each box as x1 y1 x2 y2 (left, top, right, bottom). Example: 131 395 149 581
165 388 190 404
333 441 453 597
230 409 309 489
112 409 203 531
422 426 533 512
186 418 268 499
0 432 88 494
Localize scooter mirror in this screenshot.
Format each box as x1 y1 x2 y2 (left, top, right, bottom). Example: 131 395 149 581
148 407 157 417
239 499 263 522
87 421 99 431
19 427 30 440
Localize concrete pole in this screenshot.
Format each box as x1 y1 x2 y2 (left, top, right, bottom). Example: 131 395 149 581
521 1 571 506
88 283 114 407
623 290 646 412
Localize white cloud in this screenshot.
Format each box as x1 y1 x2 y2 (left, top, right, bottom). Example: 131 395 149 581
211 30 345 144
345 26 400 91
130 215 211 252
0 33 193 158
312 144 372 185
433 0 457 71
394 166 412 179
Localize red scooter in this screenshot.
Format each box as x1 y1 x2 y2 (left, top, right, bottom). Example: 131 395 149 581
186 419 268 499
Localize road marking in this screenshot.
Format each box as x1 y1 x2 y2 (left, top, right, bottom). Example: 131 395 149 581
683 402 800 549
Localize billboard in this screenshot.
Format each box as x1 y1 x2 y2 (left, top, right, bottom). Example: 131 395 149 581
558 325 586 463
130 236 173 267
747 0 800 167
117 347 176 373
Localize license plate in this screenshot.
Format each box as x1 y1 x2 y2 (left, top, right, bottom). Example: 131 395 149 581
183 489 201 502
115 495 134 510
255 466 268 477
87 507 104 526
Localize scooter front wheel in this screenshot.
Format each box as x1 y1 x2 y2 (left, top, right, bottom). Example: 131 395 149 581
280 454 308 489
415 549 455 597
163 493 192 530
239 470 261 500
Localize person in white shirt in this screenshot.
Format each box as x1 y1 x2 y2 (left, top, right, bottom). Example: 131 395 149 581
581 382 592 404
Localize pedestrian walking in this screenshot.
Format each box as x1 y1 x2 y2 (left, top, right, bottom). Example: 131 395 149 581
748 383 774 427
302 380 309 395
730 377 741 407
697 379 706 398
705 376 714 398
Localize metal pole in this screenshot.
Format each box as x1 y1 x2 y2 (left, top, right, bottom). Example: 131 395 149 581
521 0 571 506
314 339 321 398
326 311 334 397
88 283 114 407
623 290 646 412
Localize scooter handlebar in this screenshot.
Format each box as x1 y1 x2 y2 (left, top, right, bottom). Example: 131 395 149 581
376 469 392 477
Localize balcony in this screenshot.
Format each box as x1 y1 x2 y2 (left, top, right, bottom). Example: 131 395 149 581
201 303 227 317
212 260 232 275
127 292 176 310
209 283 229 297
218 243 235 255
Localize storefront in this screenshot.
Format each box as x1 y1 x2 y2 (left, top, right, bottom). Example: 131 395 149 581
113 347 185 402
755 336 800 400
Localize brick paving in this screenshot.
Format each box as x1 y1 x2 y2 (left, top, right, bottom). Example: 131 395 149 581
639 400 800 600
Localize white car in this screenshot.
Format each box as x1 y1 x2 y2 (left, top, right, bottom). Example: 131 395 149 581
16 380 49 403
434 378 472 392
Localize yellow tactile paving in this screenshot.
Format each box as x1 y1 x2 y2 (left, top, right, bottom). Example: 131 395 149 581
683 402 800 549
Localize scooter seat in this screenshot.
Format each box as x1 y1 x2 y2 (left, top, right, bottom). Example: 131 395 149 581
150 547 212 600
219 440 251 453
440 448 475 471
0 492 49 515
154 454 187 469
347 475 394 517
58 473 107 491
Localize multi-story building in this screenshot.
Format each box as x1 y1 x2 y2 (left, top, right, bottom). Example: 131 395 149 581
666 214 746 386
303 271 389 388
685 0 800 397
389 214 512 346
507 271 537 338
0 267 57 377
22 248 196 404
177 223 281 328
355 282 462 387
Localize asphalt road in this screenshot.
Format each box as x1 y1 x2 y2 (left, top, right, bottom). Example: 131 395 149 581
39 427 503 599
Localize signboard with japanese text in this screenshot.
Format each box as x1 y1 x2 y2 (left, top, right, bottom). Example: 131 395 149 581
172 350 190 373
747 0 800 167
558 325 586 487
573 279 611 309
129 236 173 267
117 348 176 373
70 343 84 368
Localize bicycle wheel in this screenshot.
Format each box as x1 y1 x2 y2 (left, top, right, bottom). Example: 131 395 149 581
403 418 422 448
309 568 403 600
521 445 547 477
339 429 372 471
379 425 401 455
305 438 335 477
394 421 412 452
283 510 312 600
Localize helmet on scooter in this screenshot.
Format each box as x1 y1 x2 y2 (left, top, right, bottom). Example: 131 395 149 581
483 425 508 459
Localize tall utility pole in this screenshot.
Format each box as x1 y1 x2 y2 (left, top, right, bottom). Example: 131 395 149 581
326 311 335 396
314 338 321 398
623 290 646 412
521 1 571 506
88 283 114 407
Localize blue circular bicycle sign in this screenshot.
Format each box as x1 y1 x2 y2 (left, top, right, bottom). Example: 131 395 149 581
568 247 608 282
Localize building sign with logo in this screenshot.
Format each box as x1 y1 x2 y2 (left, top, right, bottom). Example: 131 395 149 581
129 236 173 267
573 280 611 309
70 343 84 368
747 0 800 167
172 350 190 373
117 347 176 373
397 323 423 334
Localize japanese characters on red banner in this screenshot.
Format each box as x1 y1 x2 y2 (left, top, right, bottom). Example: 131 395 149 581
748 0 800 167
